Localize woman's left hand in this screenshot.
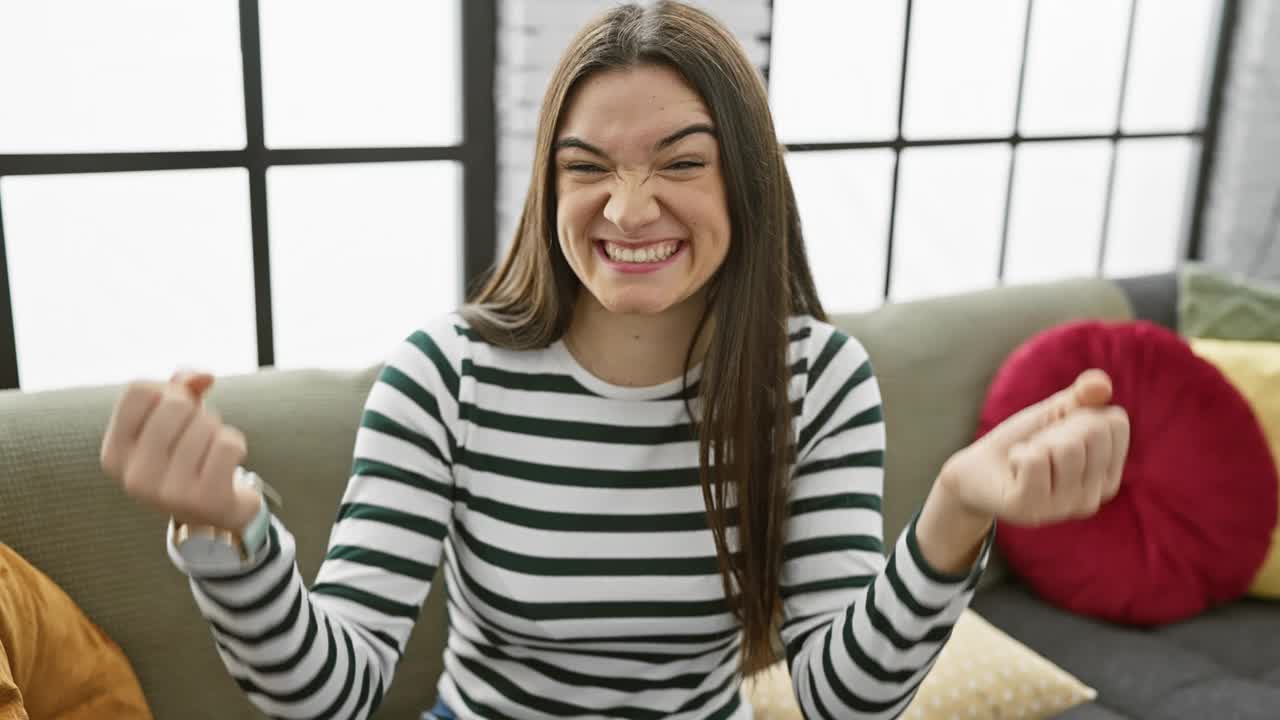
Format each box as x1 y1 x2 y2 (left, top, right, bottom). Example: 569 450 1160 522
940 368 1131 528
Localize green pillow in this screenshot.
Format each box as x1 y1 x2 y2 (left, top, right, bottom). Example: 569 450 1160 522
1179 262 1280 341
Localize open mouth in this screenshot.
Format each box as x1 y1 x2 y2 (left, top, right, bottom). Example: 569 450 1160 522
597 240 684 265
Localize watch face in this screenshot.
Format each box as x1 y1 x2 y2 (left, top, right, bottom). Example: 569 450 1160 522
178 535 244 574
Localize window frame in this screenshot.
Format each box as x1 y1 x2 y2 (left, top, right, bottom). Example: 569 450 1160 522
767 0 1241 305
0 0 496 390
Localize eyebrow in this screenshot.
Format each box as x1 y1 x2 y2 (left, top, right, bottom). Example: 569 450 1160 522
553 123 717 159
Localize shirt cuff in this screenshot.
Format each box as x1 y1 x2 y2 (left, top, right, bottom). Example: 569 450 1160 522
165 516 279 580
903 509 995 592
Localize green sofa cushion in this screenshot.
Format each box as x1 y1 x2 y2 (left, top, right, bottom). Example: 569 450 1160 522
1179 262 1280 341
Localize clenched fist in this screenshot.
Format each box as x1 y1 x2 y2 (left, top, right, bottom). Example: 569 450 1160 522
941 368 1131 527
100 371 261 532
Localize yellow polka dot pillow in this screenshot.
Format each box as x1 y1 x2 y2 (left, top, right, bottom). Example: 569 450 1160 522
746 609 1096 720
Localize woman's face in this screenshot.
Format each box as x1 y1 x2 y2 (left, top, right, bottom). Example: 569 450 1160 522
554 64 731 316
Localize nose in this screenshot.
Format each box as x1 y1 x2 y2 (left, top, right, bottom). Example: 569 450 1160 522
602 178 661 236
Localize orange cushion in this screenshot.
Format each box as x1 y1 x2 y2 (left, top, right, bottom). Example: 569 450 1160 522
0 544 152 720
0 639 27 720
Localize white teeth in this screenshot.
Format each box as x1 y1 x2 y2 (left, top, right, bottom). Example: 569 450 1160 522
605 241 679 263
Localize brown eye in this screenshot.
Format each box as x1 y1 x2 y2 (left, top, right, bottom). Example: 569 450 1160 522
666 161 704 171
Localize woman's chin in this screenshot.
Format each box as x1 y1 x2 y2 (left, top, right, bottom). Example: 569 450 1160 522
592 287 681 316
600 298 672 316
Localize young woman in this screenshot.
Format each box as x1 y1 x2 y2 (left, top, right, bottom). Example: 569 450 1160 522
101 3 1129 718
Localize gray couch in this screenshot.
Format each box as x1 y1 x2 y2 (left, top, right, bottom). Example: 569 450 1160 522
0 273 1276 718
972 274 1280 720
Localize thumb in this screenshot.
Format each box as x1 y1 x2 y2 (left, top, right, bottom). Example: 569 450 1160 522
170 369 215 401
984 369 1113 450
1068 368 1113 408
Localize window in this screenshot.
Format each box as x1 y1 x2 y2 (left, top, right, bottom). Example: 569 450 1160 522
0 0 495 391
769 0 1233 313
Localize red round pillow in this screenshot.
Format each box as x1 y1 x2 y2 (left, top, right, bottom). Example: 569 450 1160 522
978 320 1277 625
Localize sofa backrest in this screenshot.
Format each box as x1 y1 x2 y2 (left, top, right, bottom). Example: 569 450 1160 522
0 367 426 719
831 277 1133 556
0 276 1133 718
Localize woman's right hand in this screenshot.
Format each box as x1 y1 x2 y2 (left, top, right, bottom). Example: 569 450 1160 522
100 371 261 532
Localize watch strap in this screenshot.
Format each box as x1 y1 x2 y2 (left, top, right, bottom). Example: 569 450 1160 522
239 490 271 561
234 468 277 561
173 468 279 569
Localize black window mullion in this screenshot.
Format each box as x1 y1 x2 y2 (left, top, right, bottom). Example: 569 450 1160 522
0 147 467 176
996 0 1036 283
461 0 497 298
0 195 18 389
267 147 463 166
1186 0 1242 261
1097 0 1141 275
0 150 248 176
883 0 914 300
239 0 273 368
785 129 1197 153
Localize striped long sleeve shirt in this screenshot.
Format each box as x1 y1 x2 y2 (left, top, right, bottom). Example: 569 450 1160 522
168 313 990 719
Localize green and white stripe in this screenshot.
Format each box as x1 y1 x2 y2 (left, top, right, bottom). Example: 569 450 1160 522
170 313 988 719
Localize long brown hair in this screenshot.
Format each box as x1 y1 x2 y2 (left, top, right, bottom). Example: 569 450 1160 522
462 1 825 675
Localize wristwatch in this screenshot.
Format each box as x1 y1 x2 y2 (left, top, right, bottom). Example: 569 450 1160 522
172 468 282 574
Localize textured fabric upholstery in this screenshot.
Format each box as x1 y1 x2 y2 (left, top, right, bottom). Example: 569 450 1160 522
1115 273 1179 331
0 543 153 718
0 366 448 719
1179 262 1280 341
975 583 1280 719
1056 704 1135 719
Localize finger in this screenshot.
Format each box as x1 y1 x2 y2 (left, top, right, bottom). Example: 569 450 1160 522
1069 369 1113 410
167 411 220 492
1009 442 1053 525
1104 406 1130 498
199 426 247 498
985 369 1114 451
170 370 215 401
1036 409 1112 516
101 382 164 474
1078 414 1112 513
1047 434 1087 515
126 388 201 491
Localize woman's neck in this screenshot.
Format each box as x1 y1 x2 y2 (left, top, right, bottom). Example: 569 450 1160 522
564 291 712 388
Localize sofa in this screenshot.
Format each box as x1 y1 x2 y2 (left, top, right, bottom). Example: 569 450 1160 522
1 272 1276 719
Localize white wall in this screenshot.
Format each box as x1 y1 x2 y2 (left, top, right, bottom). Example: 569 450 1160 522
1202 0 1280 282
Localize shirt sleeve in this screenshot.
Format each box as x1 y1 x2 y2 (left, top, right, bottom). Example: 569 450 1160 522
166 317 465 720
780 323 991 719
